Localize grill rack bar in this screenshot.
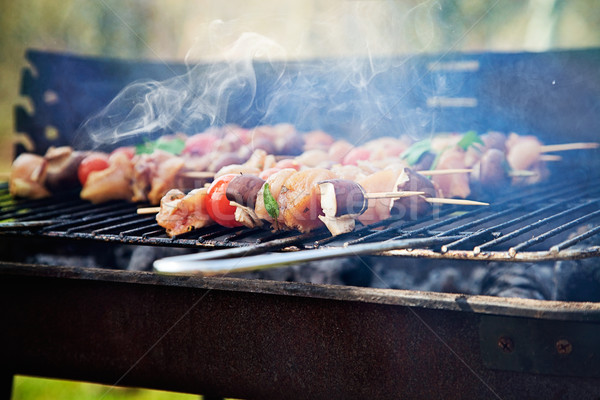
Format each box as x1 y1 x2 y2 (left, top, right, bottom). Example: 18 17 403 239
474 199 599 254
0 178 599 261
442 187 600 252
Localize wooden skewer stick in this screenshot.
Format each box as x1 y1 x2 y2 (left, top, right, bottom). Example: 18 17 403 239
539 154 562 162
137 207 161 214
362 191 489 206
424 198 489 206
540 142 599 152
417 169 473 176
364 191 425 199
508 170 538 177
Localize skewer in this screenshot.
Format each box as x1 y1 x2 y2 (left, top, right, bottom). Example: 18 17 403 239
364 191 425 199
508 170 537 177
539 154 562 162
138 189 488 217
137 207 161 214
540 142 599 152
363 192 489 206
424 198 488 206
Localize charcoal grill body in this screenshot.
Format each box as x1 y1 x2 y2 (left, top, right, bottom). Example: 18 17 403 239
2 49 600 398
2 263 600 400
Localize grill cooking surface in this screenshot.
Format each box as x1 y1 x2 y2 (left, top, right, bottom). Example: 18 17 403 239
2 177 599 262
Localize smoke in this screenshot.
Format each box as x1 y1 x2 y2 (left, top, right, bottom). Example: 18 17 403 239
77 1 451 148
79 31 285 146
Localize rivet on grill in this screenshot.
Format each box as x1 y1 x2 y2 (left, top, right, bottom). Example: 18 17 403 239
555 339 572 355
498 336 514 353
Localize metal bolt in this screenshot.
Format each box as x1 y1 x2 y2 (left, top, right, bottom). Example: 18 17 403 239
498 336 514 353
556 339 572 355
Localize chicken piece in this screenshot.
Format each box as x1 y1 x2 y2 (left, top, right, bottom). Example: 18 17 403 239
506 133 543 171
9 153 50 199
215 165 261 179
245 149 269 170
431 148 471 199
131 150 174 203
328 140 354 164
255 168 297 225
430 133 462 154
294 149 330 168
147 156 186 205
330 164 369 181
303 130 335 151
80 152 133 203
372 158 409 171
156 188 212 237
213 148 273 179
364 136 411 160
279 168 337 232
356 168 403 226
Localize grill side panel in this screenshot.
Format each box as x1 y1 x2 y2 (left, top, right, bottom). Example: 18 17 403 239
2 264 600 399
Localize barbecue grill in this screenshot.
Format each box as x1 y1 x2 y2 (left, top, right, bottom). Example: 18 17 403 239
2 48 600 399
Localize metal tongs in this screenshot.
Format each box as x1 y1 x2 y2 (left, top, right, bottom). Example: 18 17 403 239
153 235 462 276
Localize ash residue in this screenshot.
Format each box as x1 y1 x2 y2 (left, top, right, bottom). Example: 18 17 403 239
235 257 372 287
552 232 600 301
369 257 488 295
479 263 554 300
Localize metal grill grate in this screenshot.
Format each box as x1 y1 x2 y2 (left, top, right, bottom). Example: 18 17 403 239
1 178 600 262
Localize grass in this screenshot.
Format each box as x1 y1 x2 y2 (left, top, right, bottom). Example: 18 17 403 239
12 376 199 400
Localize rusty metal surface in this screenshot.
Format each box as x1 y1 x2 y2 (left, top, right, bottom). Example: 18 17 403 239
479 315 600 378
1 262 600 399
380 247 600 262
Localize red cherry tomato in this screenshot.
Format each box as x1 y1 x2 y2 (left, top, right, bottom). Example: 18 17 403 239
78 154 110 185
205 174 242 228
